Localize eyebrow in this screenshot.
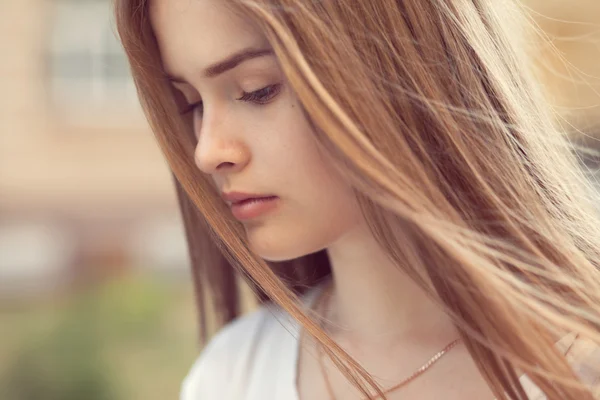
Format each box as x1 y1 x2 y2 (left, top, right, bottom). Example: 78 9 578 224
165 47 274 84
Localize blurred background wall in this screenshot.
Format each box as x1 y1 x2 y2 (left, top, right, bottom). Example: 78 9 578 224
0 0 599 399
1 1 194 399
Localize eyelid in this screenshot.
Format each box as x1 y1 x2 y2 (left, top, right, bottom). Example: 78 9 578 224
171 84 201 115
179 101 202 116
177 83 282 116
237 83 282 103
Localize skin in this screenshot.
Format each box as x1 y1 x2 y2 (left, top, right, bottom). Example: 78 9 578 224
150 0 362 263
149 0 497 398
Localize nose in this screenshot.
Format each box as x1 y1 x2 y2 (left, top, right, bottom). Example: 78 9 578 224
194 112 250 175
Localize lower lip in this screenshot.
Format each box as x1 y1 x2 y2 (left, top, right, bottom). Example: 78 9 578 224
230 196 279 221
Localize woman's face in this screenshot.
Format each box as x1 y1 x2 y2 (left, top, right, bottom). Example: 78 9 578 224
150 0 363 261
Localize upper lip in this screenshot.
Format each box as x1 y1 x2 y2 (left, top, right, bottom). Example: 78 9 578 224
221 191 276 205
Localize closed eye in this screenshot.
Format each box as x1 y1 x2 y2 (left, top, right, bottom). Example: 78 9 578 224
179 101 203 116
237 84 282 104
178 83 281 116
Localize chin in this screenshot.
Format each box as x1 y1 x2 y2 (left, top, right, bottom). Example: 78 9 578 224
245 223 327 262
247 237 309 262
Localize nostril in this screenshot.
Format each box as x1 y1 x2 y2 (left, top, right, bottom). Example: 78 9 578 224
216 161 235 170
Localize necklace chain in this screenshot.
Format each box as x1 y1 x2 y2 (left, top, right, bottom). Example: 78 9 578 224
313 282 461 400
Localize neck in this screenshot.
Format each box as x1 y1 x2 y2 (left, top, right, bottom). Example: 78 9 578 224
323 220 458 347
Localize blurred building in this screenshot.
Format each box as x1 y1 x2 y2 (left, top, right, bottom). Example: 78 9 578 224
0 0 187 300
0 0 599 299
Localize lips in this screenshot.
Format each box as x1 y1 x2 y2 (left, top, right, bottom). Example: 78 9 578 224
221 191 276 205
229 196 280 221
232 196 276 205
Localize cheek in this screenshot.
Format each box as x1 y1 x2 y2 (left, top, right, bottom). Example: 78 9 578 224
247 130 363 261
247 183 361 262
303 153 363 242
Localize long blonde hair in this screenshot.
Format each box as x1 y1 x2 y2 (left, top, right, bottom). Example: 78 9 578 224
114 0 600 398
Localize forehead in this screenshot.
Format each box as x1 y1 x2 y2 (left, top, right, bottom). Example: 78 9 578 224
149 0 269 78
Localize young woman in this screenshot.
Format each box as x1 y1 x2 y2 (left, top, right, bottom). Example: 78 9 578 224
114 0 600 398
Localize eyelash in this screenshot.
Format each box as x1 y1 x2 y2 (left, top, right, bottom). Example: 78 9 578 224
179 83 282 116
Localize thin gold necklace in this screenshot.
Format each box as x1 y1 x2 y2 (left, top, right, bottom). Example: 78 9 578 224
313 282 461 400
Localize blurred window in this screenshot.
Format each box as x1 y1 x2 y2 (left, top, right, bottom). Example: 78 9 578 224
47 0 138 114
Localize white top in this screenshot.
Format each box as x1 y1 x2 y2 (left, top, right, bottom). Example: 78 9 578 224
179 285 322 400
179 285 598 400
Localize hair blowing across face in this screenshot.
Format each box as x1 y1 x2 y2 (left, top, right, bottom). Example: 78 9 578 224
114 0 600 398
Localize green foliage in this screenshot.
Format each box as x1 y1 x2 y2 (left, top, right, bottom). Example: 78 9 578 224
0 273 177 400
1 310 119 400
